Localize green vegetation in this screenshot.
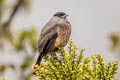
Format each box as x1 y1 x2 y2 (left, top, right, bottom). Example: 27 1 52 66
109 33 120 52
33 39 118 80
0 0 119 80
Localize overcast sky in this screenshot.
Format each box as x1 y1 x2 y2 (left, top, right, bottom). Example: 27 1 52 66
2 0 120 79
11 0 120 59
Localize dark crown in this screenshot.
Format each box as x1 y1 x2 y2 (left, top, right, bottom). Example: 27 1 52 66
53 12 66 17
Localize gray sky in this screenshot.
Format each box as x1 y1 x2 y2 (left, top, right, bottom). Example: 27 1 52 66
12 0 120 60
2 0 120 79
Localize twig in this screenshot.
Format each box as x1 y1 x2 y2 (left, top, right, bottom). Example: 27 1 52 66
2 0 23 28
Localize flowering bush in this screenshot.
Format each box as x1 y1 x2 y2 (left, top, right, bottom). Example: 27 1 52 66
33 39 118 80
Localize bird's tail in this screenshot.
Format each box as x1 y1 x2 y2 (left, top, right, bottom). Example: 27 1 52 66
36 53 43 66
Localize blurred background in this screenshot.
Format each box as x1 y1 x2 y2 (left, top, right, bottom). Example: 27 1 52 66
0 0 120 80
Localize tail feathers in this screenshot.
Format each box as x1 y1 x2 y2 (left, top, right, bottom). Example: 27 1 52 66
36 53 43 66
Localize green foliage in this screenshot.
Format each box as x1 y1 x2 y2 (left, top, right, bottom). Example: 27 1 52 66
0 64 5 73
0 28 38 80
109 33 120 51
33 39 118 80
11 28 38 52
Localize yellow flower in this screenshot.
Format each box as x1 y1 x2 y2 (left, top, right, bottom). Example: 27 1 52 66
1 77 6 80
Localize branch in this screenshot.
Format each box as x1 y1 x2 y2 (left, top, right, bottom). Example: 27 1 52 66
2 0 23 28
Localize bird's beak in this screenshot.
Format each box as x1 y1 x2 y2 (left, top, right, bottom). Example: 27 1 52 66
64 15 68 18
63 15 68 18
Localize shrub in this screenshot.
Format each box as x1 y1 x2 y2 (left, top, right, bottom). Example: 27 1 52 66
32 39 118 80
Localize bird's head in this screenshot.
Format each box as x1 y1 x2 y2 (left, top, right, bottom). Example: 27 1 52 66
53 12 68 19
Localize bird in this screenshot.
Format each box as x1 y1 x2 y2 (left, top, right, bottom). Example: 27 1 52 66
35 12 71 66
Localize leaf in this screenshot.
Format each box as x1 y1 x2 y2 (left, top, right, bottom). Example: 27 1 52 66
32 40 118 80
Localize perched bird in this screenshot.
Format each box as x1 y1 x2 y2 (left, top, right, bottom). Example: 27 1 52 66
36 12 71 66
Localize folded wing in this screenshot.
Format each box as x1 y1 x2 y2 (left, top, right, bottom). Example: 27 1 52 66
36 31 58 65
